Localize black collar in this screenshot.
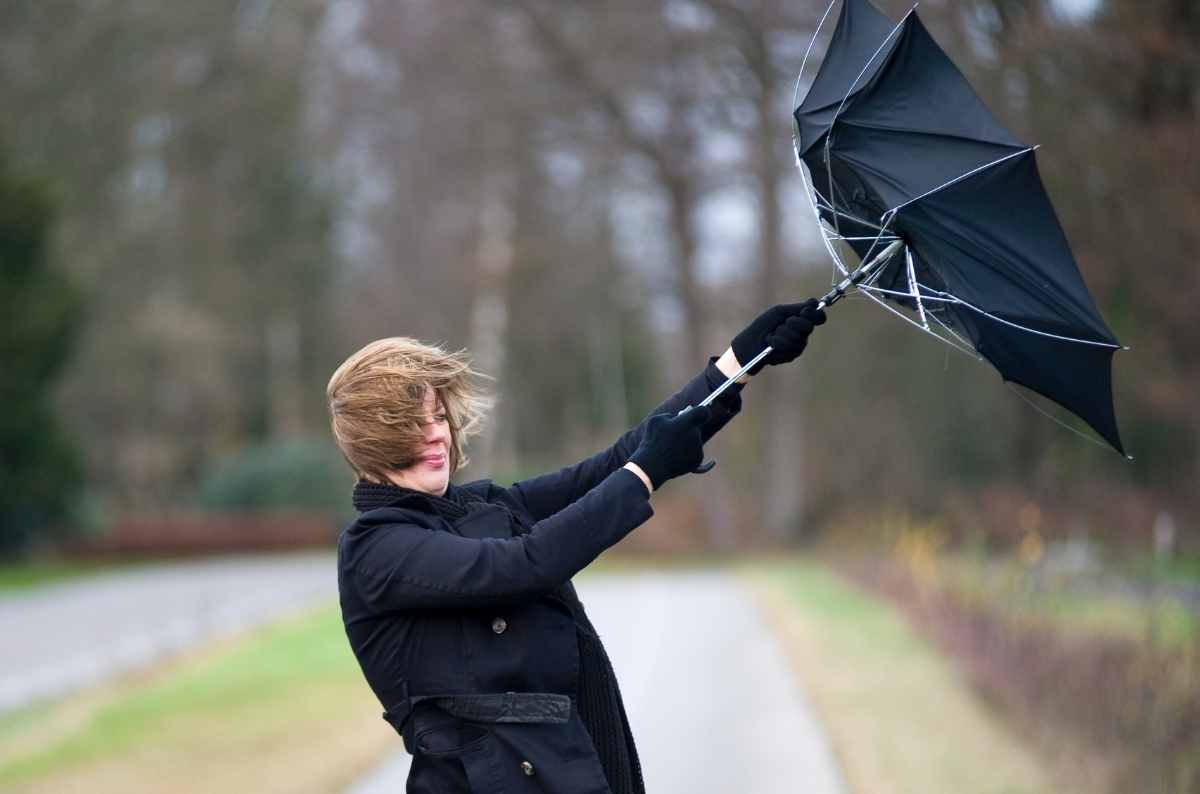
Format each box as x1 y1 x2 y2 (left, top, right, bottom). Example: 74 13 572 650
351 479 476 519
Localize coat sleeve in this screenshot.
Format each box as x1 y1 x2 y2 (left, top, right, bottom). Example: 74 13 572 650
504 356 744 523
348 467 653 612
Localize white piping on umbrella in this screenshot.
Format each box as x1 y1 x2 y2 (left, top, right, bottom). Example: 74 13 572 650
915 285 1121 349
858 282 1120 349
884 146 1039 217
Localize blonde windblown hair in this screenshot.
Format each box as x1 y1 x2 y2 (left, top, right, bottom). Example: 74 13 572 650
326 337 493 482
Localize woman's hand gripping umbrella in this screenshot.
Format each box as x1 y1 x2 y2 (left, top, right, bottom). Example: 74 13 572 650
677 295 835 471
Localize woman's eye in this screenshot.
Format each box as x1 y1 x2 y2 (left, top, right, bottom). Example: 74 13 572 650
434 413 448 423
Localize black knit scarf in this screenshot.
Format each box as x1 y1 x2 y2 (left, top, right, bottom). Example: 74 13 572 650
351 480 645 794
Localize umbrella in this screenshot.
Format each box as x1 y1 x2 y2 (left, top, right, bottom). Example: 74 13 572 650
708 0 1128 455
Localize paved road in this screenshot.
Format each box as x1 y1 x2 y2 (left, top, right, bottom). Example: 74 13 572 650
347 569 844 794
0 551 336 714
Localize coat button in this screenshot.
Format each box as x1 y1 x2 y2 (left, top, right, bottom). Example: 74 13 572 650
491 617 507 634
520 760 535 776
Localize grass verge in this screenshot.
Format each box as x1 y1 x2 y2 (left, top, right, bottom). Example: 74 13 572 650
739 557 1061 794
0 601 396 794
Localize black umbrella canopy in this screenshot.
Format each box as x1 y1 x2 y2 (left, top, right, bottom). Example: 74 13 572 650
794 0 1126 455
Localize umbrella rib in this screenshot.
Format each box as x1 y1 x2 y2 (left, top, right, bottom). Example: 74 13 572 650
822 209 899 287
814 197 892 233
858 282 983 356
861 284 956 303
824 143 842 239
856 283 981 359
925 305 978 353
836 117 1027 150
886 146 1038 216
916 285 1120 348
815 216 853 278
905 246 929 330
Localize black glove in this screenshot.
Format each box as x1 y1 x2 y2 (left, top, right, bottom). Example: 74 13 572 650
730 299 828 375
629 405 713 490
699 398 734 444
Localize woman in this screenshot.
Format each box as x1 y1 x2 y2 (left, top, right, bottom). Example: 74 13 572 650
329 301 826 794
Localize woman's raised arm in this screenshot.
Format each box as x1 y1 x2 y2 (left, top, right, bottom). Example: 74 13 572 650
502 353 744 523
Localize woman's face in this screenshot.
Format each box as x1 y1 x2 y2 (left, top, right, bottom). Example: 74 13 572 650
385 385 451 496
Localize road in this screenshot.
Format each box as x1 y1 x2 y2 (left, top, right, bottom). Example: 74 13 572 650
0 551 336 714
346 569 844 794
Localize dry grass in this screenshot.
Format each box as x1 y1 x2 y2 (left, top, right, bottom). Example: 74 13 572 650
740 559 1061 794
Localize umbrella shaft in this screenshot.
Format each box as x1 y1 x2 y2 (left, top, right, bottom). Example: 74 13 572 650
819 239 904 310
696 347 772 408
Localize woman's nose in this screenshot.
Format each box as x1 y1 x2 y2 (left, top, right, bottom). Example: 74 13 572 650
425 420 448 444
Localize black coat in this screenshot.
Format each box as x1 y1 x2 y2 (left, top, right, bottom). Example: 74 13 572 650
337 360 742 793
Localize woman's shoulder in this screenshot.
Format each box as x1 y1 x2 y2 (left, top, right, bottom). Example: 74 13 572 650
455 479 532 521
454 478 494 500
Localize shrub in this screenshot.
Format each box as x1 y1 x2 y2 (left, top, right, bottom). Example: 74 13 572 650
195 439 352 518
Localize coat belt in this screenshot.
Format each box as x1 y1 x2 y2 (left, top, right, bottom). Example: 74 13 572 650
383 685 573 739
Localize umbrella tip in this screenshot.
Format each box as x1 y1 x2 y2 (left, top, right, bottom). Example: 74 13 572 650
1122 345 1132 351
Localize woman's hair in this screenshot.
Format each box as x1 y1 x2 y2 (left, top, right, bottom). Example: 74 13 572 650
326 337 493 482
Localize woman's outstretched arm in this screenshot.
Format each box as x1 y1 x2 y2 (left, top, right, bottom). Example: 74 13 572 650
342 408 710 612
502 351 748 523
502 300 825 523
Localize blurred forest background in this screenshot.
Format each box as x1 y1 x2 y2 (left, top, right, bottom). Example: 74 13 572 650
1 0 1196 559
3 2 1198 791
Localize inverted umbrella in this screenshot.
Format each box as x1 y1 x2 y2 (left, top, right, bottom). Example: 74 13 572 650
702 0 1127 457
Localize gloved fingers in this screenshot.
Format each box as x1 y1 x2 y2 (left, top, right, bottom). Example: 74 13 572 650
782 315 815 335
676 404 713 427
645 412 671 430
781 299 826 326
764 304 820 335
795 305 827 327
773 301 815 316
691 459 717 474
705 400 731 420
767 326 806 351
789 298 824 318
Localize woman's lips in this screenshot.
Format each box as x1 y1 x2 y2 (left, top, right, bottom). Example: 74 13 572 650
421 452 446 469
